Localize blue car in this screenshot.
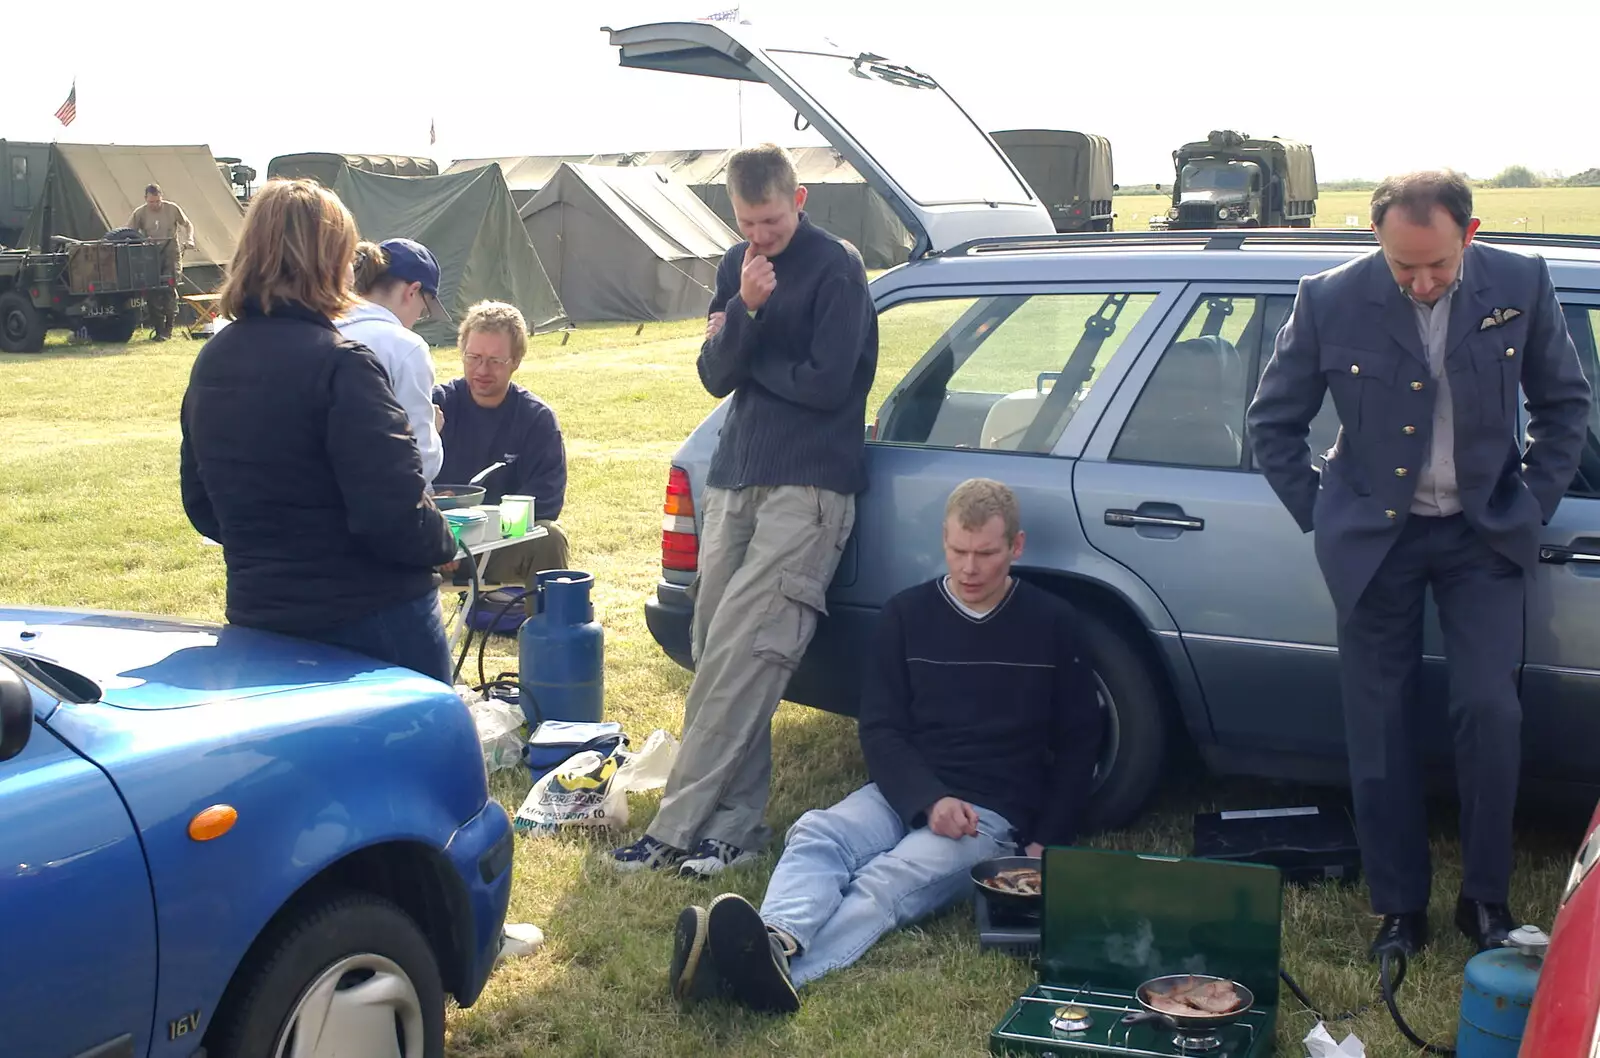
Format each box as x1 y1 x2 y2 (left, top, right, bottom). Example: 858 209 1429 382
0 606 513 1058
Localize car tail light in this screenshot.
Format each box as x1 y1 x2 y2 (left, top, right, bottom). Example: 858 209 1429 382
661 465 698 572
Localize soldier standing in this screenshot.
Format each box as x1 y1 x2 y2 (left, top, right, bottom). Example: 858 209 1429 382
128 183 196 340
1248 170 1591 960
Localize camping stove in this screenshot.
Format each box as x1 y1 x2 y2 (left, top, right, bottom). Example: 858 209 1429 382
990 983 1272 1056
975 885 1041 956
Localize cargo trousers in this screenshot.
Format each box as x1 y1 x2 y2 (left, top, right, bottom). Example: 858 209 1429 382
646 484 855 853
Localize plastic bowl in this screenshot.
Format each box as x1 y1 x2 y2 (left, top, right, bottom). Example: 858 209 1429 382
432 484 487 510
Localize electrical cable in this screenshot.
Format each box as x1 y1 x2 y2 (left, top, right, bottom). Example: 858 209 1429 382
476 589 528 690
1380 952 1455 1055
1281 954 1454 1055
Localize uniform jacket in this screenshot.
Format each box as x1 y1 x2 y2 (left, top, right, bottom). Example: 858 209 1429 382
1247 241 1592 620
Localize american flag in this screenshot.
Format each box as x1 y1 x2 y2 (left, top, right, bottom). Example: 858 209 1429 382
54 81 76 127
429 118 436 146
699 7 738 20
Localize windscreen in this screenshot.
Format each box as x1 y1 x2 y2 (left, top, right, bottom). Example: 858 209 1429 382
764 49 1034 208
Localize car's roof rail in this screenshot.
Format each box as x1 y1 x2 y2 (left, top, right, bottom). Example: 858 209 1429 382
944 228 1600 257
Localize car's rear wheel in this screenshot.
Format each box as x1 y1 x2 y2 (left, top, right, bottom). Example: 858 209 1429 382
205 893 444 1058
84 311 139 344
1077 614 1169 833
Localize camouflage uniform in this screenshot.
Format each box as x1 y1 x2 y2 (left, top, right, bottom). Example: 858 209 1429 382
128 201 193 338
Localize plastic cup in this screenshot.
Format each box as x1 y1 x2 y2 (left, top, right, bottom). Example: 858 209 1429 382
501 495 534 537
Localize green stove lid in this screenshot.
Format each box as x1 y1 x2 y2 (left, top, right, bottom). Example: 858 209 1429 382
1038 846 1283 1007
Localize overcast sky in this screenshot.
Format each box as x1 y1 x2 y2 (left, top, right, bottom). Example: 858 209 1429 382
3 0 1592 186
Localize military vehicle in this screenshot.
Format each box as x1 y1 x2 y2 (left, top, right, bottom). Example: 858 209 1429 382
1154 130 1317 230
215 156 257 204
0 236 170 352
0 141 51 249
991 129 1116 232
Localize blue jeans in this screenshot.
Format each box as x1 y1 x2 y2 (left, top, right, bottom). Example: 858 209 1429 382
758 783 1014 988
298 590 454 685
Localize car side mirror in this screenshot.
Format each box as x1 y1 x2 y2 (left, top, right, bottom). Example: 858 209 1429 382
0 662 32 762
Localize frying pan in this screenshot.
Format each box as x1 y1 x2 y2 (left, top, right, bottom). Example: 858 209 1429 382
1120 974 1255 1036
970 854 1042 915
430 484 487 510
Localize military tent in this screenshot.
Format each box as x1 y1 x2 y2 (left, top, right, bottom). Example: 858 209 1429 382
20 142 245 292
520 163 737 323
268 153 439 187
329 163 566 344
447 155 594 208
691 147 911 270
450 147 912 269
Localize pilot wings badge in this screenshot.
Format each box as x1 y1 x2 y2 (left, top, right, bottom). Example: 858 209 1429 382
1480 307 1523 330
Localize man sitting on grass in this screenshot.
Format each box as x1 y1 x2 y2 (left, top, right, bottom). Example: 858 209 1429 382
668 478 1105 1013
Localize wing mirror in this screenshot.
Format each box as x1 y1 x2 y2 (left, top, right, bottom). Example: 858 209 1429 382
0 661 33 762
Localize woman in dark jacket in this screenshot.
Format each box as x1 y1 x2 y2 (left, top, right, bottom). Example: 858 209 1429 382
179 178 458 682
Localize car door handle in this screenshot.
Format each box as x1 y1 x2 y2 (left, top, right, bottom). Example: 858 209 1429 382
1540 545 1600 564
1105 509 1205 531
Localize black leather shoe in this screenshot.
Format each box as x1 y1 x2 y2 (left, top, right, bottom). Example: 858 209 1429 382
1456 898 1515 952
1369 912 1429 961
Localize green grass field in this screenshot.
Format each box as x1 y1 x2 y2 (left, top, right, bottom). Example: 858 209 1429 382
1112 185 1600 235
0 242 1592 1055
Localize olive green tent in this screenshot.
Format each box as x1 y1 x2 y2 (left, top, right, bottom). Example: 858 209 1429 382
20 142 245 292
693 146 912 270
450 147 912 270
329 163 566 344
520 163 737 322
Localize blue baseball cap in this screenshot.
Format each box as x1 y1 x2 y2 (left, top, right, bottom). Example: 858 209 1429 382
379 237 451 324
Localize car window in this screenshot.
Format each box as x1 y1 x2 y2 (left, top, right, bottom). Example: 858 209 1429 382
1560 305 1600 499
873 291 1158 453
1112 294 1282 469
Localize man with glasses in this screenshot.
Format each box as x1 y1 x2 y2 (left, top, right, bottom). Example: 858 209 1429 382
432 300 570 589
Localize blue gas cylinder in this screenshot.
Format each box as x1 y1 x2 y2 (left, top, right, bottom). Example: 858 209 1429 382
517 570 604 728
1456 925 1549 1058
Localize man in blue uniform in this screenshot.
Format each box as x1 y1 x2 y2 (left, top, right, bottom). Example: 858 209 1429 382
1248 170 1591 958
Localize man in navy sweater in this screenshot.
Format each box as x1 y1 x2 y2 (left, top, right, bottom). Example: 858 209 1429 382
612 144 878 877
668 479 1105 1013
432 301 570 587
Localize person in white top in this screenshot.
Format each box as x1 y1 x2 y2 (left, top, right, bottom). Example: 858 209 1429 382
337 238 450 482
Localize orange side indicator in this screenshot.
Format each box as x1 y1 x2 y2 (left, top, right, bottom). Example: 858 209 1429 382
188 805 238 842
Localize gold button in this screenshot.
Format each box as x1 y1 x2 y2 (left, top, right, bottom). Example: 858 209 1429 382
1395 467 1408 477
1403 425 1416 435
1385 509 1397 519
1411 381 1425 390
1350 364 1361 375
1506 347 1515 357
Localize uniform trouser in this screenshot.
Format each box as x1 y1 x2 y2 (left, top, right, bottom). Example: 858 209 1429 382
152 244 181 335
1336 512 1525 914
646 485 855 852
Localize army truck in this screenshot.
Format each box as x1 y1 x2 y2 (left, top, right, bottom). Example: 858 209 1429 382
991 129 1116 232
1154 130 1317 230
0 141 51 249
0 236 170 352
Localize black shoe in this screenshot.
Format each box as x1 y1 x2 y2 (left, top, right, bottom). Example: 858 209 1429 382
1368 911 1429 961
707 893 799 1014
669 905 724 1005
1456 898 1515 953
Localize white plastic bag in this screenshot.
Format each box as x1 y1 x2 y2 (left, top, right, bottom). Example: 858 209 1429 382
468 695 525 775
1304 1022 1365 1057
511 729 680 837
514 749 628 835
613 729 678 792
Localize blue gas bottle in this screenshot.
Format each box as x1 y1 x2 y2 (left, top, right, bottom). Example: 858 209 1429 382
1456 925 1550 1058
517 570 604 728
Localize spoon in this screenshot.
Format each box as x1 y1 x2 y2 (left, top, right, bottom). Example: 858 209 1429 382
469 461 506 486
